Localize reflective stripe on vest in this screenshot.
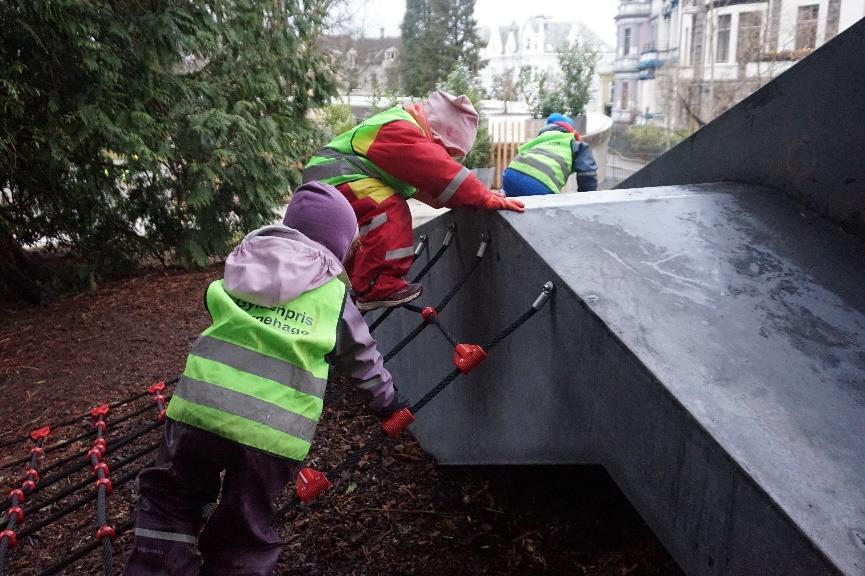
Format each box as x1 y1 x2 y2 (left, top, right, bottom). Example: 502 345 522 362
508 132 574 194
166 279 345 460
303 107 422 199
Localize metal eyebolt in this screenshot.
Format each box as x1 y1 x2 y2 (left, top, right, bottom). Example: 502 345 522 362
442 223 456 247
532 281 555 310
477 232 491 258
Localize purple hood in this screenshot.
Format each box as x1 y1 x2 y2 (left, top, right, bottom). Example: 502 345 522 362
223 225 343 307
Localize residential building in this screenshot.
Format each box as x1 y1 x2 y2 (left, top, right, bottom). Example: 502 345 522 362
611 0 865 129
480 16 616 115
321 31 401 93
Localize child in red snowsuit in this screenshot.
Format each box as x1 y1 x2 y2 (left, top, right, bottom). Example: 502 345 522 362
302 91 524 311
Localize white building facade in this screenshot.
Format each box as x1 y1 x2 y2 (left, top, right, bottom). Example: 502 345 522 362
480 16 615 115
611 0 865 129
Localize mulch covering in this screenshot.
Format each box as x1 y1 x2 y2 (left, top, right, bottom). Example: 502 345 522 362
0 267 683 575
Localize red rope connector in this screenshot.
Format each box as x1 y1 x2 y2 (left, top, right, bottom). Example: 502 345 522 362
96 477 113 496
88 447 104 460
9 489 25 504
24 468 39 483
93 437 107 451
147 380 166 395
30 446 44 457
0 529 17 549
151 394 167 405
7 506 24 524
29 425 51 442
157 408 167 422
92 462 110 478
453 343 487 374
94 420 107 432
21 480 36 493
90 404 110 419
295 468 330 503
421 307 438 322
381 407 415 439
95 525 116 542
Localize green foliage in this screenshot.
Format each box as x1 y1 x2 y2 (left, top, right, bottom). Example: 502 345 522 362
368 78 404 118
519 41 598 119
491 68 518 113
558 40 599 117
320 103 357 141
0 0 336 296
400 0 485 97
437 64 491 169
620 124 688 156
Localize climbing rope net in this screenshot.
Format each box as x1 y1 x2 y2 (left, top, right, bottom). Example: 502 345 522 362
0 223 554 575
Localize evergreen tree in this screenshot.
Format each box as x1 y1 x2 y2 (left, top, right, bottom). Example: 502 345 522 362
399 0 485 96
0 0 336 301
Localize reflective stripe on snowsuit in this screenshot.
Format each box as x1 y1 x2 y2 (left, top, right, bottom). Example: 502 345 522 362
507 131 574 194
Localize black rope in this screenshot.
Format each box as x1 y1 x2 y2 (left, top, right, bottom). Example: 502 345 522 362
366 225 456 333
275 281 553 521
0 388 170 471
381 238 487 363
0 378 176 455
0 420 162 511
34 520 133 576
10 445 159 536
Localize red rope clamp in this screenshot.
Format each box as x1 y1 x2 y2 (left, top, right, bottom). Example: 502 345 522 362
24 468 39 483
7 506 24 524
157 408 167 422
94 420 107 432
147 380 166 395
29 426 50 442
8 489 25 504
421 307 438 323
381 407 415 439
295 468 330 503
151 394 167 405
29 446 44 457
96 477 113 496
453 343 487 374
88 447 104 460
21 480 36 493
0 529 17 549
95 525 116 542
92 462 110 478
90 404 110 419
93 437 107 451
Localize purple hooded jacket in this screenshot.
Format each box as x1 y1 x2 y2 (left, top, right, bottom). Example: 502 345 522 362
221 182 396 414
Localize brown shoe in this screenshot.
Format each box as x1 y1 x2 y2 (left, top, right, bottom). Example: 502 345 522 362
356 283 423 311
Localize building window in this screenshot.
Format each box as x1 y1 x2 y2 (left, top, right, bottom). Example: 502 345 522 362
737 11 763 62
682 25 691 65
623 28 632 56
716 14 731 62
824 0 841 42
690 23 699 65
620 81 629 109
796 5 819 50
826 0 841 40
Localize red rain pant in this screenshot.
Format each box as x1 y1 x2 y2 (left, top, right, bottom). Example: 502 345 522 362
339 182 415 301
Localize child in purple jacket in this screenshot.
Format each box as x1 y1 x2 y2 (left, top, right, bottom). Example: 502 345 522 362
124 181 399 576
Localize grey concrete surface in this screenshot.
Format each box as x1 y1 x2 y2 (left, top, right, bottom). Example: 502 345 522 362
372 183 865 576
618 19 865 239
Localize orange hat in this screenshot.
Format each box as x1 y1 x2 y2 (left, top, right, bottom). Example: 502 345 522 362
423 90 479 157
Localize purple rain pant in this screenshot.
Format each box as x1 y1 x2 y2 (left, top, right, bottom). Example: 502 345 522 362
123 419 298 576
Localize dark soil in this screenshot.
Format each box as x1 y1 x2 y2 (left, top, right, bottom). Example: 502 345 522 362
0 268 684 576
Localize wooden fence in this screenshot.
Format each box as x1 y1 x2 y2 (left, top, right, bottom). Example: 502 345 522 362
489 120 527 189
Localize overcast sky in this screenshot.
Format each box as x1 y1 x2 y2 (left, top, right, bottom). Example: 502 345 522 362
339 0 619 46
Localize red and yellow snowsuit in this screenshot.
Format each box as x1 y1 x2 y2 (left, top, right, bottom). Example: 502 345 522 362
302 105 490 300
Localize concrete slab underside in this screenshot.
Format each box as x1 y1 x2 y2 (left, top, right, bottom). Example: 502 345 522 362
372 183 865 576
